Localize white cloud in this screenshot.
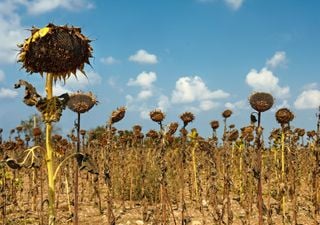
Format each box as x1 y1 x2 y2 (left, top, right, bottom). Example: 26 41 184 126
0 1 27 64
157 95 170 111
129 49 158 64
302 82 318 90
200 100 219 111
294 89 320 109
139 108 151 120
246 68 290 99
224 100 247 109
0 88 18 98
224 0 244 10
172 76 229 104
125 94 134 104
127 71 157 89
24 0 94 15
100 56 119 65
0 70 5 82
266 51 287 68
137 90 153 100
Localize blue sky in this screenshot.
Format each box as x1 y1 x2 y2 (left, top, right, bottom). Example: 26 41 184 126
0 0 320 139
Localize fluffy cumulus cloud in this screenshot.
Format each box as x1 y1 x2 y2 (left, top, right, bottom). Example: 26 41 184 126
126 71 157 104
224 100 247 110
294 89 320 109
100 56 119 65
126 75 230 118
137 90 153 100
127 71 157 89
246 68 290 99
200 100 219 111
125 94 152 119
172 76 229 103
129 49 158 64
266 51 287 68
157 95 170 111
0 1 27 64
0 88 18 98
224 0 244 10
172 76 229 111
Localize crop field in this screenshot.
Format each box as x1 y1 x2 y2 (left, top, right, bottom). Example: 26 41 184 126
0 21 319 225
0 106 319 225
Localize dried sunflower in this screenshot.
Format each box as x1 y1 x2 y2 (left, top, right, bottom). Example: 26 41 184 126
67 91 97 114
210 120 219 130
110 106 126 124
150 109 165 123
222 109 232 118
18 23 93 82
249 92 274 112
180 112 195 127
275 108 294 125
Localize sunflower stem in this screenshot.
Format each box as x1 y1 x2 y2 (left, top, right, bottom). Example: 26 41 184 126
45 73 56 225
281 126 286 222
74 112 81 225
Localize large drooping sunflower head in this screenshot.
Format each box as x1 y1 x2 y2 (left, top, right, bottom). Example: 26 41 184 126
18 23 93 82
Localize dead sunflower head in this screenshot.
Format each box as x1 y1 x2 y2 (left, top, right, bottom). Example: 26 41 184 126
180 112 195 127
297 128 305 137
228 129 239 142
150 109 165 123
275 108 294 125
307 130 316 139
146 129 159 139
210 120 219 130
18 23 93 81
33 127 42 137
67 91 97 114
110 106 126 124
132 125 142 134
222 109 232 119
249 92 274 112
167 122 179 135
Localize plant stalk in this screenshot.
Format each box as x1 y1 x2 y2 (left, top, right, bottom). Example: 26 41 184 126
45 73 55 225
